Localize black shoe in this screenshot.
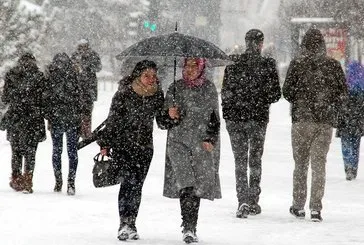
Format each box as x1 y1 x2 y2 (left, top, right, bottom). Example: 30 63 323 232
54 180 62 192
289 206 305 219
311 210 323 222
346 168 355 181
249 204 261 215
353 168 358 179
236 203 249 218
67 182 75 196
182 229 198 244
345 166 357 181
118 223 139 241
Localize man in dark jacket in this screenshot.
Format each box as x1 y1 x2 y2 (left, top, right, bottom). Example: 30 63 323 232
222 29 281 218
71 39 102 139
283 28 348 222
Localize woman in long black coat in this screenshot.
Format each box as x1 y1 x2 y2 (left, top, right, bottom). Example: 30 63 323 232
2 53 46 193
98 60 166 241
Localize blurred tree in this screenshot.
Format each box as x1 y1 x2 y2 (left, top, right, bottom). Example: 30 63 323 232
42 0 156 76
0 0 47 76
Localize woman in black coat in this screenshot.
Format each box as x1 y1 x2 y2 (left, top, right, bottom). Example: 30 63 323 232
44 53 82 194
98 60 166 241
2 53 46 193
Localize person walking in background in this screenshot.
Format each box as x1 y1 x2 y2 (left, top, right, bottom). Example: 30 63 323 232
336 61 364 181
71 38 101 139
283 28 348 222
44 53 83 195
163 58 221 243
2 52 46 194
97 60 165 241
221 29 281 219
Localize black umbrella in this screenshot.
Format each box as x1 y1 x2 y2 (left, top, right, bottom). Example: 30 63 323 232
116 30 232 101
116 32 231 67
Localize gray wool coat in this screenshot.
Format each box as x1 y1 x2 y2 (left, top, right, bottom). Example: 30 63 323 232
163 79 221 201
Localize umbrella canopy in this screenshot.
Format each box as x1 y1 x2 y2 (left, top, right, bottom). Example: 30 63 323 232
116 32 232 67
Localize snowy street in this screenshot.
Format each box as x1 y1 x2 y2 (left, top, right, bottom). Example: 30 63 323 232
1 88 364 245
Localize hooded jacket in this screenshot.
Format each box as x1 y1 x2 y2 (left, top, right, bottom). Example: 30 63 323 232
283 28 348 127
337 61 364 136
2 56 46 146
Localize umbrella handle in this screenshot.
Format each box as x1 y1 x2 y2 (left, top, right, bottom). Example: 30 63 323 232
173 57 177 105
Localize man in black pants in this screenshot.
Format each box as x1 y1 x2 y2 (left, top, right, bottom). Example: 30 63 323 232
222 29 281 218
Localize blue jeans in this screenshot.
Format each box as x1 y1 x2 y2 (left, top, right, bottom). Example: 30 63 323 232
51 125 79 183
341 134 361 170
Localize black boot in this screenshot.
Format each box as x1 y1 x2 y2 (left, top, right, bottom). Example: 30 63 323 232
67 179 75 196
9 173 24 192
236 203 249 218
117 217 139 241
249 203 262 215
180 187 200 243
54 171 63 192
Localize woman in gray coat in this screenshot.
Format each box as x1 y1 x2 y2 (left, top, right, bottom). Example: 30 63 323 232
163 58 221 243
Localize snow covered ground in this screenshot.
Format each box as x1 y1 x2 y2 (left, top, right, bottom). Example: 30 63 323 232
1 88 364 245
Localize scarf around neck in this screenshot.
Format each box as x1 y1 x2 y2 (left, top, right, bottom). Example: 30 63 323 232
131 79 158 97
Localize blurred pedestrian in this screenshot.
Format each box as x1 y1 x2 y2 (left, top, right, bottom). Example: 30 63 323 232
221 29 281 218
283 28 348 222
163 58 221 243
97 60 165 241
2 52 46 193
71 39 101 139
336 61 364 180
44 53 83 195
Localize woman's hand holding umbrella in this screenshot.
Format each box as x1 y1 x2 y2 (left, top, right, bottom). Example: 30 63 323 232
168 107 180 120
202 141 214 152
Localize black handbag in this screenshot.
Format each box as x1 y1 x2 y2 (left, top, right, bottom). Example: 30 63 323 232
92 152 122 188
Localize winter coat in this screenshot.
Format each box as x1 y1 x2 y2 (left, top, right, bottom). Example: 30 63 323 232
162 79 221 200
71 48 101 111
44 53 82 130
2 65 46 147
98 77 165 151
283 56 347 127
221 50 281 122
337 62 364 137
283 29 348 127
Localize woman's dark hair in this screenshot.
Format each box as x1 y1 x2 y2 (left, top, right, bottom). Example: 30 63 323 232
130 60 157 81
119 60 158 89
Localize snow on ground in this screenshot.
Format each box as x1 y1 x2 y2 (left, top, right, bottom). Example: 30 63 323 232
1 87 364 245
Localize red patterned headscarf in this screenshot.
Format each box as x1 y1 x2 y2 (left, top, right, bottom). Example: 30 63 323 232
182 58 206 88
